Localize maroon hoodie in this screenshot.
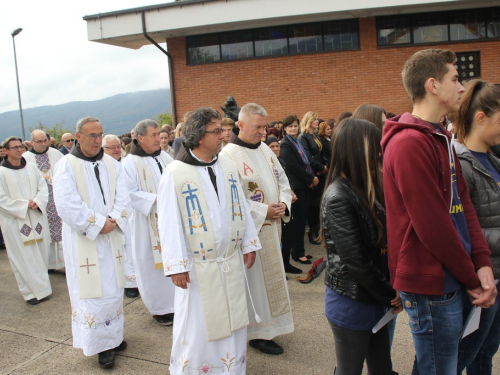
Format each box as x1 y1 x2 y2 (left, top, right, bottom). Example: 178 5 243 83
381 113 491 295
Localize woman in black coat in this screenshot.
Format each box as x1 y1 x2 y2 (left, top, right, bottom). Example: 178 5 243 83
298 111 328 245
279 115 319 265
318 121 333 168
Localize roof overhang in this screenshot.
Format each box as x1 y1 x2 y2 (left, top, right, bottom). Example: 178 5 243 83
83 0 493 50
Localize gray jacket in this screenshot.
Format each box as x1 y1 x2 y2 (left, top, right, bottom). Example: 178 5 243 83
454 141 500 279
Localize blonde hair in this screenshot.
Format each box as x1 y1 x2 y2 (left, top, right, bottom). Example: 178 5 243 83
300 111 318 133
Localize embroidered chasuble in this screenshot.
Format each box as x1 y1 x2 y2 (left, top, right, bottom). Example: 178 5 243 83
129 153 171 269
68 154 125 299
168 156 249 341
222 142 292 318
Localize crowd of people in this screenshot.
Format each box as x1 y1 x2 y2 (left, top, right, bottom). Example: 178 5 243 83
1 48 500 375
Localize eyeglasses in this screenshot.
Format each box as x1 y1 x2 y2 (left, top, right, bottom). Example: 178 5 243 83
8 145 24 150
64 139 75 143
205 128 223 135
33 139 49 144
79 132 105 140
104 146 121 151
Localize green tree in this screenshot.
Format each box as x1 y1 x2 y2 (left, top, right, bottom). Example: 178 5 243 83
154 112 173 126
29 120 72 142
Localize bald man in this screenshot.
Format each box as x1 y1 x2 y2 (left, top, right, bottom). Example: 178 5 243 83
24 129 65 271
59 133 75 155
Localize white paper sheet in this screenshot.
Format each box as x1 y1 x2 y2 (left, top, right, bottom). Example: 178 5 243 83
461 306 482 339
372 309 398 333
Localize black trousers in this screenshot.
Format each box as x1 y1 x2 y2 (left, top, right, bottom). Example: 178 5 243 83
290 189 309 259
329 321 392 375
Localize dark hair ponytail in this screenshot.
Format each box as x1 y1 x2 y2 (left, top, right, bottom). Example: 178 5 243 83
456 79 500 143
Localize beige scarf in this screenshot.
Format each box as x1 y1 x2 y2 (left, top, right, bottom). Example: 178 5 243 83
130 153 171 269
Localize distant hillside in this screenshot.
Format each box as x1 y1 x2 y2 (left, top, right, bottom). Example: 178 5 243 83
0 89 171 140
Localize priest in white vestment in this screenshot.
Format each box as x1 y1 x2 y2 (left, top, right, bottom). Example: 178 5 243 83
221 103 294 355
0 136 52 305
103 134 138 298
24 129 65 270
123 119 176 325
158 108 261 375
53 117 129 369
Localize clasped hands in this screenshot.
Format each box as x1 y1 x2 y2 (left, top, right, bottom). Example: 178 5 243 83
266 202 286 221
467 266 498 308
100 217 117 234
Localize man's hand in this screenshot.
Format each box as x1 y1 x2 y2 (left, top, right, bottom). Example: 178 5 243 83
28 200 38 210
391 290 403 314
266 202 286 221
244 252 256 269
100 218 117 234
172 272 190 289
291 190 298 204
468 266 497 308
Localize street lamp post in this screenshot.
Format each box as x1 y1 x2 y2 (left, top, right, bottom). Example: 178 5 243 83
11 28 26 140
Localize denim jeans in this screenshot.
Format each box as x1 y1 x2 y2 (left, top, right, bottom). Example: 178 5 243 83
400 289 466 375
457 296 500 374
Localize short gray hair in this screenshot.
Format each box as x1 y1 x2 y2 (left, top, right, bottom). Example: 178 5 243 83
102 134 120 148
76 116 100 133
135 119 159 137
238 103 267 123
184 108 221 149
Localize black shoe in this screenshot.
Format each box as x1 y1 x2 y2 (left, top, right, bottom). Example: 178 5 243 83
48 269 56 274
113 340 127 351
125 288 139 298
306 255 313 259
249 339 284 355
284 265 302 274
293 257 312 265
153 313 174 326
26 298 39 305
98 350 115 369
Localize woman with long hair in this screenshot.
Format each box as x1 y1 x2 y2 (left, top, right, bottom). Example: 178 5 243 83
351 104 386 133
298 111 328 245
321 118 401 375
280 115 319 265
454 79 500 374
318 121 333 168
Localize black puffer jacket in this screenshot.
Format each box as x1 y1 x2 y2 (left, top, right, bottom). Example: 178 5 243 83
454 141 500 279
321 177 396 306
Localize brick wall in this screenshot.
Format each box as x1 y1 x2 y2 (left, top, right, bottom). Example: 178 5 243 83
167 17 500 123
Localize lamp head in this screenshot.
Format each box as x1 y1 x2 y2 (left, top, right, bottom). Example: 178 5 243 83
11 28 22 37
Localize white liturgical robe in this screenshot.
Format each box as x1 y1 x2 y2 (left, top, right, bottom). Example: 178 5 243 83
123 151 175 315
24 147 65 269
221 142 294 341
0 161 52 301
53 154 129 356
158 154 261 375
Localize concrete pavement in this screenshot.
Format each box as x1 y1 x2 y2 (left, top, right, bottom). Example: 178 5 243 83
0 242 498 374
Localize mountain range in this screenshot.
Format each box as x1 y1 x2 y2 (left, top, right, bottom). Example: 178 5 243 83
0 89 171 141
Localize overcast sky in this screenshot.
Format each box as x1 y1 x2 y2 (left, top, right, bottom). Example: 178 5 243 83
0 0 173 115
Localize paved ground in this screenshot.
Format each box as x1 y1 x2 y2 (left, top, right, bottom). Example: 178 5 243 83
0 241 499 375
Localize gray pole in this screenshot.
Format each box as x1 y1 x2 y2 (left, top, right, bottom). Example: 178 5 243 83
11 28 26 140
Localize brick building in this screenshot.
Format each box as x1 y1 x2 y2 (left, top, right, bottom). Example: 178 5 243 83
84 0 500 124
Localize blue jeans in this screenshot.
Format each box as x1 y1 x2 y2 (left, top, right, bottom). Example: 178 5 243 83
400 289 466 375
457 296 500 374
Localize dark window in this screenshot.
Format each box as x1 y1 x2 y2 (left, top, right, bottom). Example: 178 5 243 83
221 31 253 60
288 24 323 54
487 7 500 38
254 27 288 57
413 12 448 44
377 16 412 45
187 34 221 64
324 19 359 51
449 10 485 41
454 51 481 83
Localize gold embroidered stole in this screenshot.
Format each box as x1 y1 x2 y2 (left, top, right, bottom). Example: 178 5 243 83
68 154 125 299
168 156 248 341
222 144 291 317
2 163 44 245
130 154 170 269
